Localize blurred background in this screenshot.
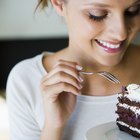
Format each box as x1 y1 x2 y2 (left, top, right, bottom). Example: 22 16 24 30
0 0 68 39
0 0 140 139
0 0 68 89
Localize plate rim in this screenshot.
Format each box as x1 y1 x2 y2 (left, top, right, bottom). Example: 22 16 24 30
85 121 140 140
85 121 117 140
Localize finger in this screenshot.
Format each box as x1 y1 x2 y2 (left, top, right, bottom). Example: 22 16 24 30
41 60 83 84
41 82 81 99
42 71 83 90
45 64 83 83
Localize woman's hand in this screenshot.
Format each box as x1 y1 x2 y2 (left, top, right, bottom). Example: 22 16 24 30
40 59 83 129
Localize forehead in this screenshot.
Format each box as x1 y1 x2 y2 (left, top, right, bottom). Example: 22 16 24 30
68 0 140 8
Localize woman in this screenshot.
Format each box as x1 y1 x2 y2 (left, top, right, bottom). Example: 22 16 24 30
6 0 140 140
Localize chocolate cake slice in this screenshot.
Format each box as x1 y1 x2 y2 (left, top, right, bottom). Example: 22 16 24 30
116 84 140 138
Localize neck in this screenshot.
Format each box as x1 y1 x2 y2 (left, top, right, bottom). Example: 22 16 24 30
64 46 126 73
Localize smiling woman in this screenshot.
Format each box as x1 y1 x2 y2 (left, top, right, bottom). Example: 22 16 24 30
6 0 140 140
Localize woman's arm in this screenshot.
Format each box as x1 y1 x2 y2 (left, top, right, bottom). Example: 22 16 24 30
6 61 41 140
40 124 64 140
7 58 83 140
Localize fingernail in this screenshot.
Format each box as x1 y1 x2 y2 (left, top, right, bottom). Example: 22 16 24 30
79 76 84 82
79 83 83 89
79 91 82 95
76 65 83 71
77 91 82 95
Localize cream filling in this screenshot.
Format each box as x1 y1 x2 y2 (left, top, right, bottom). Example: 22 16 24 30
117 121 140 134
125 84 140 101
118 93 140 102
117 103 140 117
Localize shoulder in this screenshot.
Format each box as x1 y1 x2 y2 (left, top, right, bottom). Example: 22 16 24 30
6 54 44 96
6 54 45 134
8 54 43 80
6 53 44 108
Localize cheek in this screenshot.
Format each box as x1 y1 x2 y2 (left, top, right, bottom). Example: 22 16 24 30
85 23 103 38
71 20 104 40
66 11 105 45
130 17 140 31
129 18 140 41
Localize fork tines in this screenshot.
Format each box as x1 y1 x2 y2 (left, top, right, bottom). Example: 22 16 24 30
99 72 120 84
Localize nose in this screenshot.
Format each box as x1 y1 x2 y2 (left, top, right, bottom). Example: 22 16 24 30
109 14 128 41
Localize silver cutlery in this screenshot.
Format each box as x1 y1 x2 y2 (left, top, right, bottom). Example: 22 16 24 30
80 71 120 84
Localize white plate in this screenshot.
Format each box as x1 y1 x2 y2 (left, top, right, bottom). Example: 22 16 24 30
85 121 139 140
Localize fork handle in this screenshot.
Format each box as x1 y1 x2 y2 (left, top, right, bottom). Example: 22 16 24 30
80 71 96 75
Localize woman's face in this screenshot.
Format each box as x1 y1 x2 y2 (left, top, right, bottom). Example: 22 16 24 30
62 0 140 66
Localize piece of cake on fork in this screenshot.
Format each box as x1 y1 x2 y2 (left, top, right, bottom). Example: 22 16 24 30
116 84 140 138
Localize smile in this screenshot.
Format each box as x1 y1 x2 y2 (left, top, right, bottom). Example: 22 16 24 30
96 39 124 53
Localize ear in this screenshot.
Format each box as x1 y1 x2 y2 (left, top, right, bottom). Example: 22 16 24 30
50 0 65 16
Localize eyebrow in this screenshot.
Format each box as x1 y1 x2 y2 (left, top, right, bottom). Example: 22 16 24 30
132 0 140 5
84 0 140 7
134 0 140 3
83 2 112 8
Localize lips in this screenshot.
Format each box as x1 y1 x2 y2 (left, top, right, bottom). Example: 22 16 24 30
95 39 124 53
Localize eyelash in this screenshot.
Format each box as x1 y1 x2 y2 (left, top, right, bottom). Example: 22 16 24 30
88 13 107 22
126 6 140 17
88 6 140 22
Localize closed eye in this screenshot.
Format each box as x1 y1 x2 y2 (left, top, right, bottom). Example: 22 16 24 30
125 4 140 17
89 13 107 22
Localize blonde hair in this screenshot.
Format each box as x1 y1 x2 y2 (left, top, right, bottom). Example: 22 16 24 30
37 0 66 9
37 0 49 9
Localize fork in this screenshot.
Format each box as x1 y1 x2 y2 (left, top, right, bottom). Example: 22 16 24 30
80 71 120 84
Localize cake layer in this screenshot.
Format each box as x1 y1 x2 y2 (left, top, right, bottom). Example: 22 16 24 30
116 84 140 138
117 122 140 138
117 117 140 130
118 97 140 107
116 106 140 129
117 103 140 116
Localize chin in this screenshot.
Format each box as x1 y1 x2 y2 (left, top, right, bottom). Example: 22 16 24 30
103 61 120 67
99 57 123 67
101 50 125 66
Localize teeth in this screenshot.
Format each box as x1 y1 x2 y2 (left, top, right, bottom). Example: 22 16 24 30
98 40 121 49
